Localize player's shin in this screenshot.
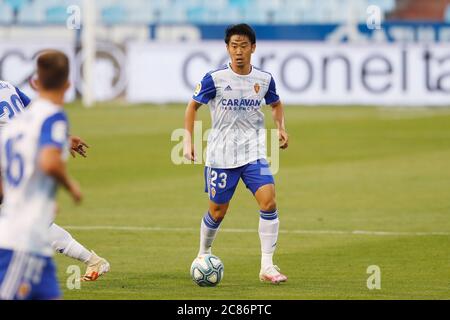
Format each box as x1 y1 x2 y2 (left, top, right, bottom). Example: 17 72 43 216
199 212 222 256
258 210 279 269
49 223 92 263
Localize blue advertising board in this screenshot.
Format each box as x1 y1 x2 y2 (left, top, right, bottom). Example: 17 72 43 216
150 22 450 42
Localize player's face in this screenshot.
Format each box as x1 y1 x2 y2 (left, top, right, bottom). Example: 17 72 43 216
227 35 255 69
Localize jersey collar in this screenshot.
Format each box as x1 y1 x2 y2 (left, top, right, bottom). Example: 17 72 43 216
228 62 254 77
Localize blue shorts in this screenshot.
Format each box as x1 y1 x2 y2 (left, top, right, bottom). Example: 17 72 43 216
204 158 275 204
0 249 60 300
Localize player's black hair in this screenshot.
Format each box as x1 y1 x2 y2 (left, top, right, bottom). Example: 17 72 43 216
225 24 256 45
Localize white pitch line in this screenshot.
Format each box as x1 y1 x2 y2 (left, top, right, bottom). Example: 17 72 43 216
62 225 450 237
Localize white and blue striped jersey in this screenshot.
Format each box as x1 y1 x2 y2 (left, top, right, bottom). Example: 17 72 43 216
0 98 69 256
0 80 31 134
193 63 279 169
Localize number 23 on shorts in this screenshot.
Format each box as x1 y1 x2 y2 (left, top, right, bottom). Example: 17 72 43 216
205 167 241 204
210 170 227 189
206 168 231 203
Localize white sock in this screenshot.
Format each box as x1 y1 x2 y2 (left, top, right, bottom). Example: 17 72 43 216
199 212 222 256
49 223 92 263
259 210 279 270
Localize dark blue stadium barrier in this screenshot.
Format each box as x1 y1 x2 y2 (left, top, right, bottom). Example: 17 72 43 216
149 22 450 42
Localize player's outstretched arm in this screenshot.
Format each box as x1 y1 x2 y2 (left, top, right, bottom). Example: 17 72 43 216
271 100 288 149
39 147 82 203
184 100 203 161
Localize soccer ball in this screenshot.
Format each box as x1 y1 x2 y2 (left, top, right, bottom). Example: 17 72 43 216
190 254 224 287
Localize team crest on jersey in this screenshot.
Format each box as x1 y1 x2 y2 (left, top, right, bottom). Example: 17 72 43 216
254 83 260 93
17 282 31 299
211 187 216 198
194 83 202 96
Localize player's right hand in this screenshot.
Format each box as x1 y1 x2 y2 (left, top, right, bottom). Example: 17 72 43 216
183 143 197 162
68 180 83 204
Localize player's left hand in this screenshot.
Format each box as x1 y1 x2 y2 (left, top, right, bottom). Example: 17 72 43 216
278 129 289 149
70 136 89 158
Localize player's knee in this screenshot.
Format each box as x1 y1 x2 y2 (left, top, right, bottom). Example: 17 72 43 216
260 199 276 212
209 207 227 221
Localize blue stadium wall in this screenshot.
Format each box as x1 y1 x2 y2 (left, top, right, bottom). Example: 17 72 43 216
149 22 450 42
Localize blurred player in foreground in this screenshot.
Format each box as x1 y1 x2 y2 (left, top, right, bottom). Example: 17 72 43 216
0 50 92 299
184 24 289 284
0 77 109 282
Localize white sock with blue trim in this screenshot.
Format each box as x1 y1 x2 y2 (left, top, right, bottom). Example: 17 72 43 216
199 212 222 256
259 209 279 270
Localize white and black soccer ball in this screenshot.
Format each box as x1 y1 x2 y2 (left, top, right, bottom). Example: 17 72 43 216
190 254 224 287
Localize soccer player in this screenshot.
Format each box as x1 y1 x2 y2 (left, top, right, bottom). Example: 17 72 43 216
184 24 289 284
0 63 108 285
0 50 80 299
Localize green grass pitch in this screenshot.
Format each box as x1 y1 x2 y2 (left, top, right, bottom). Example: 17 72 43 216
54 102 450 299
